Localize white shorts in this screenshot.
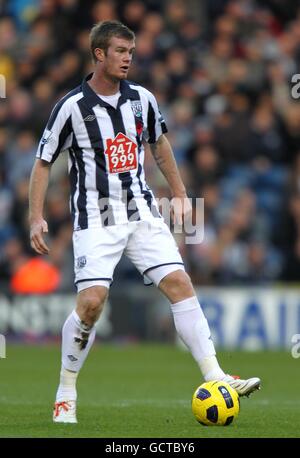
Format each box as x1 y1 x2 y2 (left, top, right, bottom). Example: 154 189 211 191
73 219 185 292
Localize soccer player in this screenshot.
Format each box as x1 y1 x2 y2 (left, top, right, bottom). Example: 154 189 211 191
29 21 260 424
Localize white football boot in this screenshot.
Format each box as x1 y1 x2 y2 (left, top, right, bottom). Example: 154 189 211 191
53 401 77 423
222 375 261 397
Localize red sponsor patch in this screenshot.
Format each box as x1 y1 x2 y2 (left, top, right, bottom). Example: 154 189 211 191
105 132 138 174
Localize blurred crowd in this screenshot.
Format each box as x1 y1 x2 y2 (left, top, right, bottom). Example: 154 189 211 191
1 0 300 294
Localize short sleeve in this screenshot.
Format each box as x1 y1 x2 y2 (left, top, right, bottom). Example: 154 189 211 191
36 98 73 163
145 91 168 144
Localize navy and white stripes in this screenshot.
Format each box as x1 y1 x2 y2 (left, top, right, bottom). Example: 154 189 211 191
36 73 167 229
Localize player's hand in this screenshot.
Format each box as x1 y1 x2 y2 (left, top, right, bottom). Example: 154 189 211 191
30 219 50 255
171 195 192 226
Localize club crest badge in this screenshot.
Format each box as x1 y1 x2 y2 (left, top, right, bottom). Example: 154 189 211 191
131 100 143 118
77 256 87 268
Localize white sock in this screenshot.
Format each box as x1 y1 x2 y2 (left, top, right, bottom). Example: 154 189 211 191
200 356 227 382
56 310 96 402
170 297 226 381
60 309 96 376
56 366 78 402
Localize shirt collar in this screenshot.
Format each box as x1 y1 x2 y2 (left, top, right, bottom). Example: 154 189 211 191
82 73 138 109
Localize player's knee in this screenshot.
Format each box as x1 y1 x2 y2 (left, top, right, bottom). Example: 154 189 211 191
85 295 104 314
77 286 108 324
159 270 194 301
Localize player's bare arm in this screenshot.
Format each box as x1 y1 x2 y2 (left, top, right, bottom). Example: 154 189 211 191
150 134 186 197
29 158 51 255
150 134 192 223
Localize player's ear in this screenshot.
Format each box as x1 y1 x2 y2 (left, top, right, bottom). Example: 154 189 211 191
94 48 105 62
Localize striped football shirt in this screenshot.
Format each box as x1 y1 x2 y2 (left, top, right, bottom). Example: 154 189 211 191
36 73 168 229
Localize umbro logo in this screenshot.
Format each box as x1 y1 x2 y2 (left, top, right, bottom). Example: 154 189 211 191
67 354 78 362
83 114 96 122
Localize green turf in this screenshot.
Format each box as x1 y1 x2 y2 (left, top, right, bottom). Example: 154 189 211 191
0 343 299 438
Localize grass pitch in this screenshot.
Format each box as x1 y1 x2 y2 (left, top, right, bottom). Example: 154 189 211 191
0 344 298 438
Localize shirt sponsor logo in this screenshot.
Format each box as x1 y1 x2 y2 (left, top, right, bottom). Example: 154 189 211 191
105 132 138 174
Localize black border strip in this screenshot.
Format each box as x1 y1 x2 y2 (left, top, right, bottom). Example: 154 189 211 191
143 262 185 276
75 277 112 285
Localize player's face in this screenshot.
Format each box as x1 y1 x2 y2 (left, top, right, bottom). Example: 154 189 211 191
103 37 135 81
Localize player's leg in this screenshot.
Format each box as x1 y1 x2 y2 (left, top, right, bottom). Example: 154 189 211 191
54 225 128 423
157 269 227 382
54 285 108 423
158 270 260 395
127 219 260 396
125 220 224 380
56 286 108 396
